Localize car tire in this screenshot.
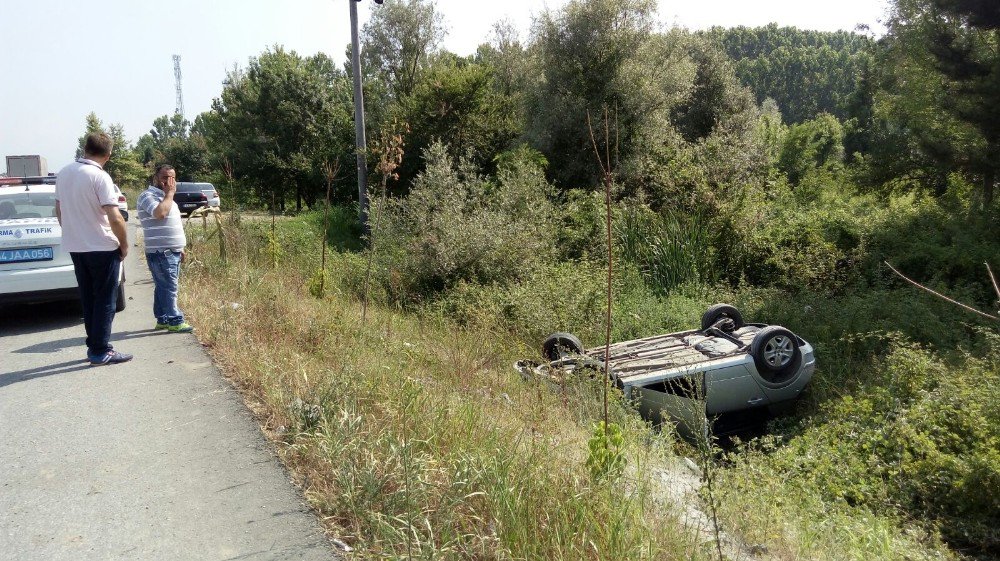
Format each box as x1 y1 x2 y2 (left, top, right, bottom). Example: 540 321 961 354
542 332 584 361
750 326 801 384
701 304 744 332
115 278 126 312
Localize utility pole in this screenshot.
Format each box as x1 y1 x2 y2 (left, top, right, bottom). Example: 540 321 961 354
349 0 377 234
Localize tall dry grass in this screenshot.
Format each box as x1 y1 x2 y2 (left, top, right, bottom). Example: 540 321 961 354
179 217 714 560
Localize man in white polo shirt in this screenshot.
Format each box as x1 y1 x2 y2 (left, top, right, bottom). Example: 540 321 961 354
137 164 192 333
55 132 133 366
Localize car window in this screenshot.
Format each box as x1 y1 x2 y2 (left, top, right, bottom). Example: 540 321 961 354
0 191 57 219
176 183 204 193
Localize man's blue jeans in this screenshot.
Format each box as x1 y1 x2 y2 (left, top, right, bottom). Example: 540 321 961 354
70 250 121 357
146 250 185 325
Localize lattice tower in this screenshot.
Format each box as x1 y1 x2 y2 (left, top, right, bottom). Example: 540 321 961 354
173 55 184 118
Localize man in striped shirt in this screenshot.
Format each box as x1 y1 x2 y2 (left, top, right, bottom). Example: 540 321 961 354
137 164 192 333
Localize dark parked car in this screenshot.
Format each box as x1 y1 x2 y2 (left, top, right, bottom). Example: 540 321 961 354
174 182 219 216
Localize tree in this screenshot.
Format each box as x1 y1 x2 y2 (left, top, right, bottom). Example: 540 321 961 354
525 0 670 188
705 25 873 124
75 112 104 160
75 112 146 190
671 39 757 143
390 53 521 189
671 36 771 202
360 0 445 101
476 20 530 101
778 113 845 185
876 0 1000 208
927 0 1000 207
756 97 787 167
136 114 189 161
135 114 211 181
207 48 354 210
524 1 768 206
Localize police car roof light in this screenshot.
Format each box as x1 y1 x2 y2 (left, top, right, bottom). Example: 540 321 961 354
0 176 57 186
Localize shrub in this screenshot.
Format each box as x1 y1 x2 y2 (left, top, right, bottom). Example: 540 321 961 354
586 421 626 481
720 337 1000 552
864 190 1000 308
778 112 845 185
711 175 879 291
431 260 608 346
554 189 607 262
371 142 558 303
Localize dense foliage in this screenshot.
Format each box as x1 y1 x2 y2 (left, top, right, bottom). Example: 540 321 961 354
871 0 1000 208
705 24 873 124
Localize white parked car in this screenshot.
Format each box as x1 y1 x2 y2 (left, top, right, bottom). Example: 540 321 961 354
205 184 221 209
0 177 126 310
113 184 129 221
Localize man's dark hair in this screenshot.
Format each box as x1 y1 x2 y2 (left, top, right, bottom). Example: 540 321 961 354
154 164 175 176
83 132 113 158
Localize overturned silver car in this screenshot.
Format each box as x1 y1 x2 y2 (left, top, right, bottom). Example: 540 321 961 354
517 305 816 435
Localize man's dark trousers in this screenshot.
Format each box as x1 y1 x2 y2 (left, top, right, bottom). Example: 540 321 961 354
70 250 121 358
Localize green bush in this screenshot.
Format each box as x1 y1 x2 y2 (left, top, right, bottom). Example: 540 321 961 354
370 142 558 303
778 112 845 185
721 336 1000 551
554 189 607 262
864 189 1000 308
710 173 882 291
586 421 626 481
431 260 608 346
306 205 364 253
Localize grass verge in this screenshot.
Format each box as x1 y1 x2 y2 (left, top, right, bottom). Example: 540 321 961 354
178 212 973 560
179 215 719 560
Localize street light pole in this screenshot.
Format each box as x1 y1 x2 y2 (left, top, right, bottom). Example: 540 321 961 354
349 0 369 233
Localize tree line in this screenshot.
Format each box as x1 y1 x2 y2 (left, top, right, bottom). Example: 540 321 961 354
82 0 998 214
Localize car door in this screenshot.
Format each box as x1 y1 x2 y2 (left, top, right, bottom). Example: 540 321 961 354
703 357 771 414
630 372 709 440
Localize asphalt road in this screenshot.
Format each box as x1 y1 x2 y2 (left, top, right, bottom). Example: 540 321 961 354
0 222 336 560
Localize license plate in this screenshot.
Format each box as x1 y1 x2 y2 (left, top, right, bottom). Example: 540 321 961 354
0 247 54 263
182 203 197 208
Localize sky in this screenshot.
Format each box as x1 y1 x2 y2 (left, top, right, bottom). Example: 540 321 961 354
0 0 891 173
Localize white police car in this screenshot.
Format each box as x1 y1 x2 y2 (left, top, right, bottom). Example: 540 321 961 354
0 176 125 310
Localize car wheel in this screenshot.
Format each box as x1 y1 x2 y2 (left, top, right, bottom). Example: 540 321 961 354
542 332 584 361
701 304 744 332
750 326 801 384
115 278 126 312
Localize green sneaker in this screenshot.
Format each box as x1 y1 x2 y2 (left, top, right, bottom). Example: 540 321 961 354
155 322 169 330
167 322 194 333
